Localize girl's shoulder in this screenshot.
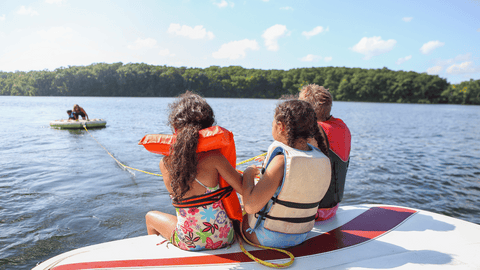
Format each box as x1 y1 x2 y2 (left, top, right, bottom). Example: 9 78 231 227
269 154 285 167
197 149 223 162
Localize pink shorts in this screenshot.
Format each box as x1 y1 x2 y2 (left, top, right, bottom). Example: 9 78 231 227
315 204 339 221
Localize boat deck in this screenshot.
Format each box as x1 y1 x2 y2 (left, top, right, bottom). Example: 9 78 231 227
33 204 480 270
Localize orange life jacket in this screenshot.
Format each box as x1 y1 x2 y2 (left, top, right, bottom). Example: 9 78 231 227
138 126 243 222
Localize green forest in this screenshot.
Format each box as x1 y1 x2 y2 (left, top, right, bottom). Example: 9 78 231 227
1 62 479 105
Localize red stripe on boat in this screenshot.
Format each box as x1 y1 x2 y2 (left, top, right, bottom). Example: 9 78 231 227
52 206 416 270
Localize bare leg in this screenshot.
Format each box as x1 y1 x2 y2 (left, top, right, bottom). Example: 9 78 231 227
145 211 177 240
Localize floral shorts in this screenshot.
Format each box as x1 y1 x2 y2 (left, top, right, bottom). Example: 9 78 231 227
172 200 235 251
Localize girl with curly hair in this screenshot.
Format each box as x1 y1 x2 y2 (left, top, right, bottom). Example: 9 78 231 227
241 100 331 248
145 91 243 251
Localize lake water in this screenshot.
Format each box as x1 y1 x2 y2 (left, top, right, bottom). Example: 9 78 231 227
1 96 479 270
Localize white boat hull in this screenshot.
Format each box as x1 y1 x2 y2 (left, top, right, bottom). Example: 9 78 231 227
49 119 106 129
32 204 480 270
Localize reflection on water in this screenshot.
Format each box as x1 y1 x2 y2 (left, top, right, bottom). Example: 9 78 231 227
0 96 479 270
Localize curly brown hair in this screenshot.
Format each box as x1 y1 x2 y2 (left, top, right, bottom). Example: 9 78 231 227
274 100 329 156
299 84 333 122
163 91 215 201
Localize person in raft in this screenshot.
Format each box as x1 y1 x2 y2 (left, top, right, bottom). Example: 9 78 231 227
66 110 76 120
241 100 331 248
72 104 89 120
145 91 243 251
299 84 351 221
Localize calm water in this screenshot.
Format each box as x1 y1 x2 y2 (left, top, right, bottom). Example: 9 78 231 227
1 96 479 270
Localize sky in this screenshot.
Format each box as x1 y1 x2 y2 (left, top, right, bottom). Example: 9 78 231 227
0 0 479 84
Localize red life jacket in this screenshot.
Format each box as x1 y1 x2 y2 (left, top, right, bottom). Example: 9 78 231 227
319 117 351 162
318 117 351 208
138 126 243 222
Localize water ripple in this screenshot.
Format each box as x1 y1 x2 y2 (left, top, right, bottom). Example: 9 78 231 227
1 97 479 270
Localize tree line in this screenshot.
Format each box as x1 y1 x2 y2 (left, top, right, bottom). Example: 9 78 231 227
1 62 479 105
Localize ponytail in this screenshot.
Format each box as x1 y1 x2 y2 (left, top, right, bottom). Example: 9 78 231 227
165 125 201 202
283 107 297 147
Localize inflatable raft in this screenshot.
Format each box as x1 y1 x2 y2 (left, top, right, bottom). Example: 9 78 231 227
49 119 106 129
32 204 480 270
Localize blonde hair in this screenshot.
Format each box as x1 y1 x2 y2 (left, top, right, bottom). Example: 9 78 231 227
299 84 333 122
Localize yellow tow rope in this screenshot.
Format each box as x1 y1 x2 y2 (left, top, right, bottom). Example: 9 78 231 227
83 124 266 177
83 125 163 176
236 153 267 166
237 218 295 268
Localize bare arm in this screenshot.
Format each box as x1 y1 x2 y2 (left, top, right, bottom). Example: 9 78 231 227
242 154 284 214
81 108 89 120
159 158 174 194
211 153 243 195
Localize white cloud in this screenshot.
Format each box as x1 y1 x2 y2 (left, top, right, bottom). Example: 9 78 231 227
0 14 5 21
17 6 39 16
351 36 396 60
168 23 215 40
159 48 175 57
300 55 332 62
45 0 65 4
301 54 321 62
446 61 477 74
212 39 259 59
420 40 444 54
280 6 293 11
402 17 413 22
396 55 412 65
477 28 480 32
302 26 328 39
435 53 471 67
214 0 227 8
427 66 442 75
213 0 234 8
452 53 472 62
428 54 479 76
262 24 289 51
127 38 158 50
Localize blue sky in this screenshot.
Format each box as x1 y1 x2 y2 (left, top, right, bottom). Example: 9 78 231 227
0 0 479 83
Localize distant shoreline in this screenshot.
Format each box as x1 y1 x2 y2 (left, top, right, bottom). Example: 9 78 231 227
1 63 479 105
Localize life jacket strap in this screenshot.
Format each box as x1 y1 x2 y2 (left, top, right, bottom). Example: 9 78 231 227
172 186 233 208
248 197 319 232
271 197 321 209
264 213 317 223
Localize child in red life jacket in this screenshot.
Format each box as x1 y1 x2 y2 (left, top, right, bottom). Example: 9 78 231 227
241 100 331 248
145 91 243 251
299 84 352 221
